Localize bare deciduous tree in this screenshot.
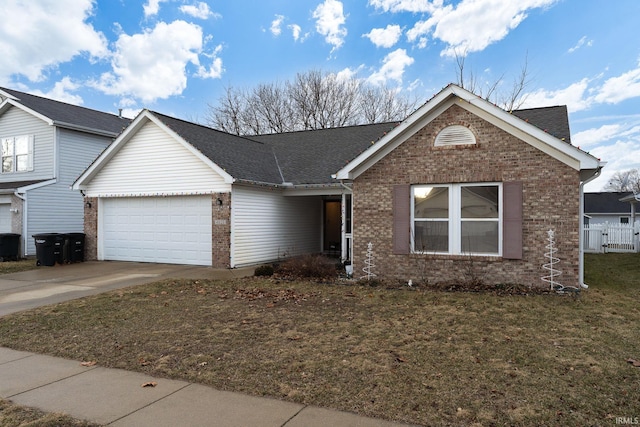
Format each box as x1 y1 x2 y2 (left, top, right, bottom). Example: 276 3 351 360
206 70 418 135
604 169 640 193
454 49 531 111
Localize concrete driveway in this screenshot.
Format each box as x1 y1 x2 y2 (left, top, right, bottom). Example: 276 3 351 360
0 261 254 316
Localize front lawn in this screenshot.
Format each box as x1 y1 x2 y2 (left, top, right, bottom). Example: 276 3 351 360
0 254 638 426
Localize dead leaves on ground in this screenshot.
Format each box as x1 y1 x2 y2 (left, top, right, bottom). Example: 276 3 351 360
80 361 97 367
626 358 640 367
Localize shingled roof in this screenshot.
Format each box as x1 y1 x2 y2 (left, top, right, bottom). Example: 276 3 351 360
511 105 571 143
0 87 130 137
149 102 573 186
250 122 399 185
150 112 284 184
584 192 634 214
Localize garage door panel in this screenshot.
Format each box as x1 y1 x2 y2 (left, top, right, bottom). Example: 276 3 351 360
101 196 212 266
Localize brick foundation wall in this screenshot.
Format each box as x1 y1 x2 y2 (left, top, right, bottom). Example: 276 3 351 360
352 104 581 288
212 193 231 268
84 197 98 261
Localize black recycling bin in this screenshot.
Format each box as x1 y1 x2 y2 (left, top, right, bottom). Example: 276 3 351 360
0 233 20 261
33 233 64 266
63 233 85 263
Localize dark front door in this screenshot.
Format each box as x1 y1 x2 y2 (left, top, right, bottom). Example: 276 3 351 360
324 200 341 254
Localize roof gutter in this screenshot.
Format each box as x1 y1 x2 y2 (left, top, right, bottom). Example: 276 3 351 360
52 120 123 138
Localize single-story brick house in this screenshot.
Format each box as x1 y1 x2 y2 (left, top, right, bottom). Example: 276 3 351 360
73 84 603 288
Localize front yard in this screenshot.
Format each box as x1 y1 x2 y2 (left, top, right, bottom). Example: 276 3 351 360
0 253 638 426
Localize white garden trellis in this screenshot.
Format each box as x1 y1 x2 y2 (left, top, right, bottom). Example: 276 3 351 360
361 242 377 280
541 229 580 293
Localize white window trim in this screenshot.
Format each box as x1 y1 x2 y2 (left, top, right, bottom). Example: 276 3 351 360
411 183 503 256
1 135 34 174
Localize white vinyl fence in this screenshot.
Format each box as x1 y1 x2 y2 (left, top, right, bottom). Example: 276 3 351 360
583 223 640 253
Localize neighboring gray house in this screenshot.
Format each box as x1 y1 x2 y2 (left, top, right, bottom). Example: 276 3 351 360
0 87 130 255
584 192 638 226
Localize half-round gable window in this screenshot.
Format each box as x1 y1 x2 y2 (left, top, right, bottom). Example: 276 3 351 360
435 125 476 147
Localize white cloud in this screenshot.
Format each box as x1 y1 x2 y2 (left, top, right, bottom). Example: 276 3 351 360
568 35 593 54
30 77 84 105
289 24 303 41
364 25 402 48
521 79 592 112
0 0 108 84
195 45 224 79
573 124 623 148
313 0 348 52
368 0 443 13
594 65 640 104
92 20 206 103
588 139 640 191
367 48 415 86
271 15 285 36
405 0 558 57
143 0 168 17
180 2 218 19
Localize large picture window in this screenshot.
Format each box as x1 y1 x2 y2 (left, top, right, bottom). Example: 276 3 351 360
1 135 33 173
412 183 502 255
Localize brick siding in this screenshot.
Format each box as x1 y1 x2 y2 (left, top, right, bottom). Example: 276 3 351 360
83 197 98 261
212 193 231 268
352 104 581 288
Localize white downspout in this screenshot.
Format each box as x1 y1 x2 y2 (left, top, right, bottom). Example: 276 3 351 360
579 168 603 288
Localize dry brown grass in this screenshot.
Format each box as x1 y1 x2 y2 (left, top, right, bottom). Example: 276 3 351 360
0 254 639 426
0 398 99 427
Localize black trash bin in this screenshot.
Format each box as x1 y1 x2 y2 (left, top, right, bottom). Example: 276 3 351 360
33 233 64 266
0 233 20 261
63 233 85 263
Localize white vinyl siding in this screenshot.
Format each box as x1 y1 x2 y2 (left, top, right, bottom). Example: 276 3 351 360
0 204 11 233
24 129 111 254
100 196 212 266
231 186 321 267
0 106 54 181
84 121 229 197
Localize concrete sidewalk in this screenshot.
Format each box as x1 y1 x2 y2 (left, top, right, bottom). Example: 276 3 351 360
0 347 416 426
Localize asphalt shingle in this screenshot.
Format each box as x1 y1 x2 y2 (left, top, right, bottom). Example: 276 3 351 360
0 87 130 136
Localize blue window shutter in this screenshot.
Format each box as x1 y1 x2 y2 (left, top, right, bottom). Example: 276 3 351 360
503 181 523 259
393 184 411 254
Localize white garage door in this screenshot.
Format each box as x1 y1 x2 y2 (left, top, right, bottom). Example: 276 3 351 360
0 204 11 233
101 196 212 266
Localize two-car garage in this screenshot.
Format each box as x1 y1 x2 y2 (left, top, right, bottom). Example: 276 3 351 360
100 196 212 266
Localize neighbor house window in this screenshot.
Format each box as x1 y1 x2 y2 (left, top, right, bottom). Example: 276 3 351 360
620 217 630 224
1 135 33 173
412 183 502 255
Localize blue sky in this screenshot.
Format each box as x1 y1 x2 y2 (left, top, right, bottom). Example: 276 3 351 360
1 0 639 192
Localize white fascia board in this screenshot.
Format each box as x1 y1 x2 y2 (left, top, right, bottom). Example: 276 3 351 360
0 99 54 126
0 89 19 100
73 110 150 190
145 112 235 184
73 110 235 190
334 84 601 180
458 96 601 171
334 86 462 180
17 179 57 192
